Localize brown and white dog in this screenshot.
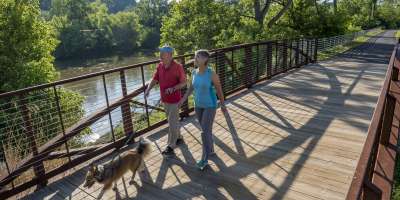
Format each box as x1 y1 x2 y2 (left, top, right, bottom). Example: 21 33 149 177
83 137 152 191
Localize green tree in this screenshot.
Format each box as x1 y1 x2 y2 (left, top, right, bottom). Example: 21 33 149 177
88 0 113 54
377 1 400 29
50 0 142 59
101 0 136 13
282 0 347 38
109 11 142 52
0 0 88 160
161 0 237 53
339 0 377 29
0 0 58 92
135 0 169 49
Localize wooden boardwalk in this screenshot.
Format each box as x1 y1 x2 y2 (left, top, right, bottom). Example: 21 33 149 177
21 31 397 200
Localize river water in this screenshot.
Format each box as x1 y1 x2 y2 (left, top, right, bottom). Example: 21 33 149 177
56 53 160 143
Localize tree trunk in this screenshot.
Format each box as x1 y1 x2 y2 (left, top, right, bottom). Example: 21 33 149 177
314 0 325 24
333 0 337 14
267 0 293 28
254 0 272 29
369 0 377 21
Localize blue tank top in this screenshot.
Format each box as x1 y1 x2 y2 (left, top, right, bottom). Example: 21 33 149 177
192 67 217 108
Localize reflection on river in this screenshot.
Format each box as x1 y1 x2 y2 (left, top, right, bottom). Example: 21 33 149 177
57 54 161 143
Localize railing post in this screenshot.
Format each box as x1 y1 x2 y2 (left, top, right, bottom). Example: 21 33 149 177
288 40 293 68
362 180 382 200
216 51 226 95
230 50 234 91
300 39 304 65
295 40 300 67
282 40 288 72
381 66 399 145
179 56 190 119
140 66 151 126
244 46 253 87
306 39 310 64
102 75 116 142
266 42 272 78
256 44 260 80
53 86 72 163
18 95 47 189
275 41 279 73
380 94 395 146
1 143 14 189
314 38 318 62
120 71 134 142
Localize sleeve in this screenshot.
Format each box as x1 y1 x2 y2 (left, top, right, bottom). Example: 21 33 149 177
177 64 186 83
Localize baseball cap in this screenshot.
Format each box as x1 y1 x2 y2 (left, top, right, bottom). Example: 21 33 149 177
159 44 174 53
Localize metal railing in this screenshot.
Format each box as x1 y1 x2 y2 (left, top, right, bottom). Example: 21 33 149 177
346 40 400 200
317 30 369 51
0 37 316 199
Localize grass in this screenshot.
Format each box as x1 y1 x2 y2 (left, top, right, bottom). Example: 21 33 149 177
318 28 384 61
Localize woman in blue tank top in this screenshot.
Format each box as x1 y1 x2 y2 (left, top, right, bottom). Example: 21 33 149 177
179 49 226 170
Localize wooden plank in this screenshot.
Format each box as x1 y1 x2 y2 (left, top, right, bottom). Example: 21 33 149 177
212 112 366 151
220 106 367 143
148 128 350 194
141 135 342 199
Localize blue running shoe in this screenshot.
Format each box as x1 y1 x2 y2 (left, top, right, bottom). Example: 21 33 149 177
196 160 208 170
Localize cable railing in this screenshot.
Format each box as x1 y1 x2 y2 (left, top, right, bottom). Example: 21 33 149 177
317 30 369 51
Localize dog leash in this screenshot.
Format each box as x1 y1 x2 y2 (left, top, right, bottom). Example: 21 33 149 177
123 98 162 146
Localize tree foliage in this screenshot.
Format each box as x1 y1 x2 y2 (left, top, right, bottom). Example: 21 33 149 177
160 0 399 54
0 0 88 158
135 0 169 49
161 0 238 53
49 0 142 59
0 0 58 92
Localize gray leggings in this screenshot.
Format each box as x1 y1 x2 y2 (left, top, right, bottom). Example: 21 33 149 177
195 107 216 162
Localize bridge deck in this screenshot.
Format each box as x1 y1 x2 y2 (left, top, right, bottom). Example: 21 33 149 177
21 31 396 200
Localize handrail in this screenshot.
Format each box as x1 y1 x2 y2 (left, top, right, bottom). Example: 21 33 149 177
346 41 400 199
